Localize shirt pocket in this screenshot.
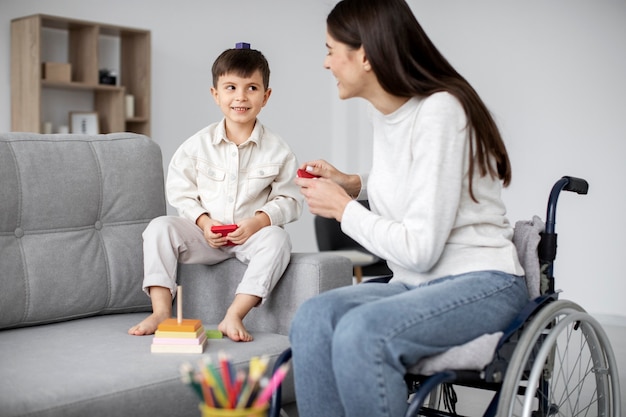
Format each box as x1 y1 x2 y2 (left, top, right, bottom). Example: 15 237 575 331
196 162 226 204
245 164 280 199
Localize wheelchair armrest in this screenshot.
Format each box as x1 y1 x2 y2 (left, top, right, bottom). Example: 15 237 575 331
482 293 559 383
496 292 558 349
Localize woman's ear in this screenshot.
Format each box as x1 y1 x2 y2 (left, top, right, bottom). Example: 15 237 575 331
358 46 371 71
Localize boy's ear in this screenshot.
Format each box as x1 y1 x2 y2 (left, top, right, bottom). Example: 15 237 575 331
210 86 219 104
262 87 272 107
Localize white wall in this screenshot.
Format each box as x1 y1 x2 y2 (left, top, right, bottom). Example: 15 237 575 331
1 0 624 321
412 1 626 323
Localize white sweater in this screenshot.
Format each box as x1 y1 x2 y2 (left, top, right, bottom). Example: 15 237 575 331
342 92 524 285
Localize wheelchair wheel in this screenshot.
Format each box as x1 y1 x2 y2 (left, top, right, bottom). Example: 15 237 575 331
497 299 621 417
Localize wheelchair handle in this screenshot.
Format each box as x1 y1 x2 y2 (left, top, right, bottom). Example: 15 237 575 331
545 176 588 235
540 176 588 286
562 176 589 195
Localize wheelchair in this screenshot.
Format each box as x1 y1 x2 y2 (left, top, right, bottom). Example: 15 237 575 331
270 176 621 417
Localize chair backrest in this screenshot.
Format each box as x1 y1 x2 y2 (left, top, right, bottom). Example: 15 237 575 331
315 216 361 251
314 200 371 252
313 201 393 278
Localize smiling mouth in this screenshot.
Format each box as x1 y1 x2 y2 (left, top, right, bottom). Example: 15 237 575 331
232 107 249 111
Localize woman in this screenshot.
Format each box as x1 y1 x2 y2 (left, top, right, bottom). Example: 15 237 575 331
289 0 528 416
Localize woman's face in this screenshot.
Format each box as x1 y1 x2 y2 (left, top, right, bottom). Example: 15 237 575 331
324 31 370 100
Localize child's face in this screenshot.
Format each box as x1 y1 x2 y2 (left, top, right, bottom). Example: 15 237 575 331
211 70 271 129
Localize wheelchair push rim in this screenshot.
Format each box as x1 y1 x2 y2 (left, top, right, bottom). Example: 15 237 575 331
496 300 621 417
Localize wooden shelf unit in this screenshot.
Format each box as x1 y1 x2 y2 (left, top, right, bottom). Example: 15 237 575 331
11 14 151 135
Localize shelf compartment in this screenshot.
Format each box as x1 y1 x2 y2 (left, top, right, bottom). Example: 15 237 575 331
11 14 150 135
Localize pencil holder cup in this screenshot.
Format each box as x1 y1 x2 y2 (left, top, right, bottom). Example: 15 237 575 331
199 404 268 417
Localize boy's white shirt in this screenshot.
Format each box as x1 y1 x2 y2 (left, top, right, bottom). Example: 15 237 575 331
166 118 302 226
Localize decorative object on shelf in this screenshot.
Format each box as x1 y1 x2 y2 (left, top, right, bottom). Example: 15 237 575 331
57 125 69 134
42 62 71 82
42 121 53 134
70 112 99 134
125 94 135 119
99 68 117 85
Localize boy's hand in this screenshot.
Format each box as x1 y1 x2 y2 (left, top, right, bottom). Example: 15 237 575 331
196 214 231 248
225 212 270 246
211 224 238 246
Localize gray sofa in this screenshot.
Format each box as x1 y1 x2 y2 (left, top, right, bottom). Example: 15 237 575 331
0 132 352 417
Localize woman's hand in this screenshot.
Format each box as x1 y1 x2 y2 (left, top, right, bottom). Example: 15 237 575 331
298 178 353 221
297 160 360 197
296 160 358 221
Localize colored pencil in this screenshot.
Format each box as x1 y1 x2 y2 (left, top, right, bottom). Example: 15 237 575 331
200 357 229 408
236 355 269 408
182 352 287 410
253 363 290 407
179 362 203 401
219 351 236 407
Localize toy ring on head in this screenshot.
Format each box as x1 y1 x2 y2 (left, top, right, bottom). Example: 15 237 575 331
236 42 250 49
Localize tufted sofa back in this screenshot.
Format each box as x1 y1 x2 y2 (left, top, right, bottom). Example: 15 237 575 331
0 133 165 329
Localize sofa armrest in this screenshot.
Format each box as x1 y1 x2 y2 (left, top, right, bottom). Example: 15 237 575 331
178 252 352 336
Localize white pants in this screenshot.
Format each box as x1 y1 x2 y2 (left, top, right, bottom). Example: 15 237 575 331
141 216 291 303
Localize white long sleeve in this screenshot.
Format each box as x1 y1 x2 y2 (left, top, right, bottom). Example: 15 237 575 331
341 92 523 285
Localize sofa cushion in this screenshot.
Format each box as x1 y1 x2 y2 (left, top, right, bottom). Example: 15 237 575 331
0 313 293 417
180 252 354 336
0 133 166 329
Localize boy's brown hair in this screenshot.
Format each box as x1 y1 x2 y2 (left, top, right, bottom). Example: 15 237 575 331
211 48 270 90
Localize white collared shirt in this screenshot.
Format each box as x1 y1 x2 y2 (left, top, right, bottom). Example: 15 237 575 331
166 118 302 226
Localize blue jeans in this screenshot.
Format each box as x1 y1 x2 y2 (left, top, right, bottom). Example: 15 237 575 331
289 271 529 417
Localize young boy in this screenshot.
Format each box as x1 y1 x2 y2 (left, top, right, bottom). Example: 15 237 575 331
128 45 302 342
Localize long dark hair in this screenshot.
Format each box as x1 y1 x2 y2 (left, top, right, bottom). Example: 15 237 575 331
327 0 511 200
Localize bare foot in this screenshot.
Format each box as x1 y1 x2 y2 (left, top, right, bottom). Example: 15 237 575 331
128 311 170 336
218 312 253 342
